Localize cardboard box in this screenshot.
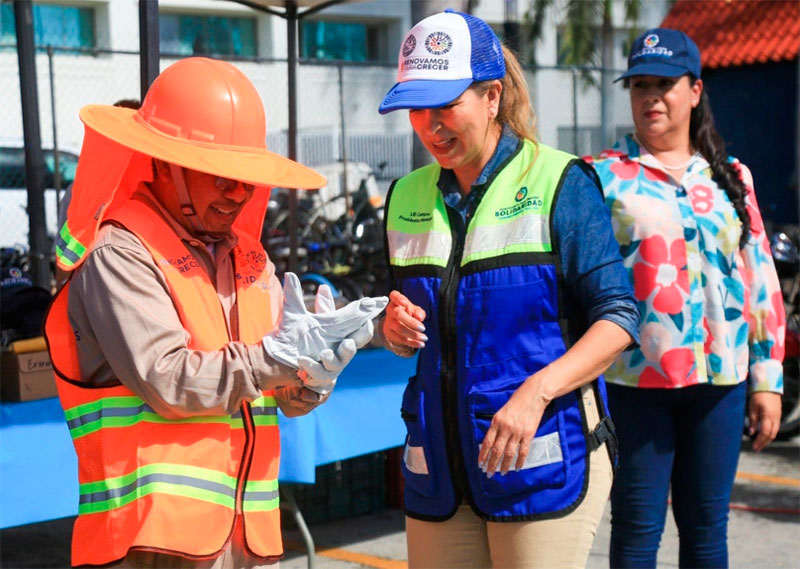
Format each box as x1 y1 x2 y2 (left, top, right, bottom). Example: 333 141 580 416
1 349 57 401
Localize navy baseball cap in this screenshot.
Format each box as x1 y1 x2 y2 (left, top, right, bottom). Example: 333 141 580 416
0 267 34 296
616 28 701 82
379 9 505 114
0 267 51 341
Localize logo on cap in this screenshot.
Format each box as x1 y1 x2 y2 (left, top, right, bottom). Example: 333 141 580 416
425 31 452 55
9 268 21 278
644 34 659 48
402 35 417 57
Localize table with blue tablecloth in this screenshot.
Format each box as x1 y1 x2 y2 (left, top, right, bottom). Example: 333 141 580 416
0 348 415 529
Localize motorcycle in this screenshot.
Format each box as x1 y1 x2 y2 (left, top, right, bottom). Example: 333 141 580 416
771 227 800 440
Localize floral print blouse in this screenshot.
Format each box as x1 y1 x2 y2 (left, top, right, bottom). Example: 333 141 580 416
586 135 784 392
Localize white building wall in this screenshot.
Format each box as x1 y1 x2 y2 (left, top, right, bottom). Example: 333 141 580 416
2 0 677 246
2 0 672 162
470 0 670 149
0 0 408 151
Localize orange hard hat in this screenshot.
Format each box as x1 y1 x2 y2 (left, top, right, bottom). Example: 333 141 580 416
56 57 322 272
79 57 325 190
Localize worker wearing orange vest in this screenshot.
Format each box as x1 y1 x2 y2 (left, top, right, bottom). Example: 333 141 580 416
45 57 386 568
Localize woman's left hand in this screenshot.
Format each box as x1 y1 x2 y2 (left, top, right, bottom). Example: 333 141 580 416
476 320 632 476
477 380 550 477
748 391 782 452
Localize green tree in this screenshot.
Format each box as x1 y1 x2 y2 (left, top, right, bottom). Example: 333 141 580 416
523 0 642 147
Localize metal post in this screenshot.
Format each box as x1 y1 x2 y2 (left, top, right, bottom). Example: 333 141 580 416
139 0 160 100
46 45 62 213
600 15 614 149
280 486 316 569
572 67 579 155
503 0 520 56
15 0 51 288
287 0 299 273
410 0 450 170
338 63 350 216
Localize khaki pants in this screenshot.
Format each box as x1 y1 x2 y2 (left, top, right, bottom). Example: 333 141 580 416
406 386 613 569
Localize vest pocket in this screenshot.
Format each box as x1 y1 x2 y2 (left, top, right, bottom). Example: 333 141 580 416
468 385 568 498
400 377 437 497
462 279 545 369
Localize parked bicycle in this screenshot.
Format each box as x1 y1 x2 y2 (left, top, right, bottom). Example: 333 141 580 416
262 160 389 303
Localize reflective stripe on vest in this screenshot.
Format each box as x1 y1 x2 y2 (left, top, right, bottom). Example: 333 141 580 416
461 144 560 263
54 220 87 267
387 142 564 269
46 198 282 566
386 165 452 267
386 141 606 521
75 464 280 515
78 463 237 514
63 395 279 439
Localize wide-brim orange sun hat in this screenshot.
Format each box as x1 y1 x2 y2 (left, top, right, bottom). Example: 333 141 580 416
79 57 325 190
55 57 324 272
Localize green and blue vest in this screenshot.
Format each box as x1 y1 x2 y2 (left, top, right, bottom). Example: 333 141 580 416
386 140 614 521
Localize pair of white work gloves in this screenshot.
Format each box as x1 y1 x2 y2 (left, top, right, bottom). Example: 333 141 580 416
262 273 388 395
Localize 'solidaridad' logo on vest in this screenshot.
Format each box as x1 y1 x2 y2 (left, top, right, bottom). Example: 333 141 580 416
496 186 542 219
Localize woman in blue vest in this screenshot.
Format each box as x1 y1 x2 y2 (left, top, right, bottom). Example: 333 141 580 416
378 11 640 569
587 29 785 568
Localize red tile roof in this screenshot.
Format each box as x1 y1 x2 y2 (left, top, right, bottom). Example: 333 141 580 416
661 0 800 69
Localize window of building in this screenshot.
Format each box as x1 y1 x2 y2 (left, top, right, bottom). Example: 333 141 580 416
159 13 256 58
301 20 382 62
0 3 95 48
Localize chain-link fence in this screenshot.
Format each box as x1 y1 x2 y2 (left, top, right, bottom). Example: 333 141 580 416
0 42 632 250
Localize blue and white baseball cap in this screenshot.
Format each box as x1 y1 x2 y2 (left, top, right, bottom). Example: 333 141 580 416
378 9 505 114
616 28 701 82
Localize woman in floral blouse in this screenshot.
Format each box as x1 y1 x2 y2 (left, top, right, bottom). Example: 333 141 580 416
587 28 785 568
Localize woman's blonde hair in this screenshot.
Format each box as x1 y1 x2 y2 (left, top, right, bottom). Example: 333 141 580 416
471 45 537 143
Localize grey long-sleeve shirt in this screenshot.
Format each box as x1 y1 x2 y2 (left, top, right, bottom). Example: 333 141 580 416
67 191 299 419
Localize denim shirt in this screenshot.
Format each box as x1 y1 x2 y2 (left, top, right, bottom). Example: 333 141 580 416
436 126 640 344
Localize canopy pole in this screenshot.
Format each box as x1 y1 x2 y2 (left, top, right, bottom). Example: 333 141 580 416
287 0 299 273
15 0 51 288
139 0 160 100
219 0 350 275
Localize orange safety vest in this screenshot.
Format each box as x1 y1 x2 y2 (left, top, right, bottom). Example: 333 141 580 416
45 198 283 567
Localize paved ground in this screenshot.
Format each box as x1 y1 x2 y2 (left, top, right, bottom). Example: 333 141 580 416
281 437 799 569
2 438 797 569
